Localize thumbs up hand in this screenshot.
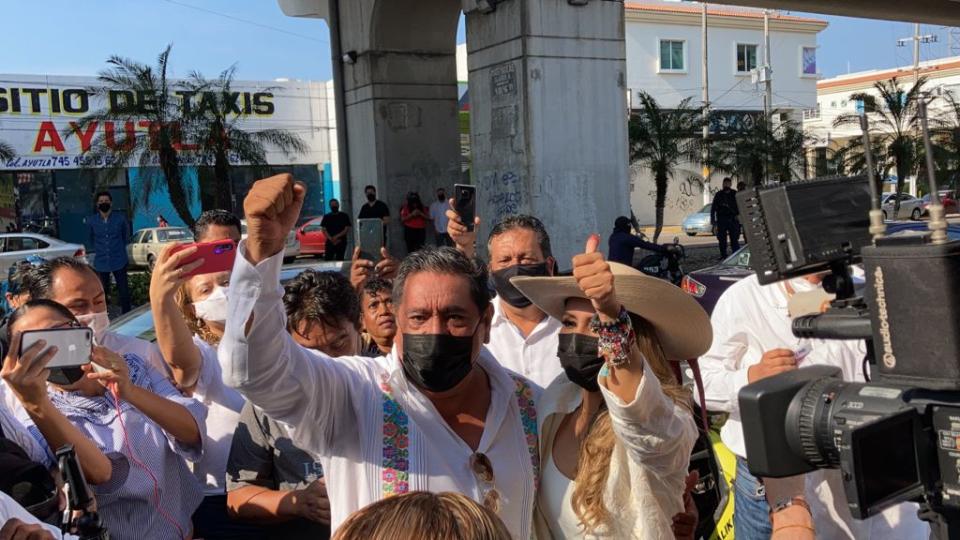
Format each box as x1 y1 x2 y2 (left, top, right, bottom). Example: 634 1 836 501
572 234 620 320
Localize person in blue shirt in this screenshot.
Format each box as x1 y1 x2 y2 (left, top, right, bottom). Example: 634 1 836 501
608 216 666 267
87 191 131 313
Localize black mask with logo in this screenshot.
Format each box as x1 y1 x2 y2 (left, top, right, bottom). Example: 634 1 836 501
557 333 603 392
490 263 549 308
97 202 111 213
401 330 478 392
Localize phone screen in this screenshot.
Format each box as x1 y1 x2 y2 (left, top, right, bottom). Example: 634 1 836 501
454 184 476 232
357 218 384 262
19 327 93 369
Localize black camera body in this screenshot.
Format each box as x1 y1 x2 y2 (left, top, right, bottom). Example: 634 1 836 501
736 176 960 534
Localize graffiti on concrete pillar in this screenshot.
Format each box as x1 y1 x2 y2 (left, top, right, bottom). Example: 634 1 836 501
480 170 524 221
490 63 517 100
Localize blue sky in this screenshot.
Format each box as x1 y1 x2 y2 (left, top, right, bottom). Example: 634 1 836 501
0 0 954 82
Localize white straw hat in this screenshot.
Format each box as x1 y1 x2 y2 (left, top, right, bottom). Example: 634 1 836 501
511 262 713 360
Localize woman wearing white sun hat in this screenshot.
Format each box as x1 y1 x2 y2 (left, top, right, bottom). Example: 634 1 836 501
511 234 712 540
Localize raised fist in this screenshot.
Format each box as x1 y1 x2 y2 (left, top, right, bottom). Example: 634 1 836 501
242 174 306 264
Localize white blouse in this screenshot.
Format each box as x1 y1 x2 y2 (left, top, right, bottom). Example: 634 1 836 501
218 243 541 538
541 442 586 539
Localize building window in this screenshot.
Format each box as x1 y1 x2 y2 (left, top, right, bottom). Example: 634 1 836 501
659 40 685 72
736 44 758 73
801 46 818 76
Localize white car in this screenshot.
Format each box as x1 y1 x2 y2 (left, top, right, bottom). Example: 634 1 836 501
0 233 86 276
240 220 301 263
127 227 195 269
881 193 924 221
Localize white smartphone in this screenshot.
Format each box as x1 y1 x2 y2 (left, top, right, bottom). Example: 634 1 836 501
19 327 93 369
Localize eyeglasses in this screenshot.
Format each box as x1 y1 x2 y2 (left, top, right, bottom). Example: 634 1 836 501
470 452 501 513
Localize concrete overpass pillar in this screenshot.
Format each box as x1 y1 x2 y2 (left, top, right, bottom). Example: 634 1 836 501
335 0 462 254
464 0 630 266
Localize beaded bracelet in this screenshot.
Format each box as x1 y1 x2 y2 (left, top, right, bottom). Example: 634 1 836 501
589 306 634 369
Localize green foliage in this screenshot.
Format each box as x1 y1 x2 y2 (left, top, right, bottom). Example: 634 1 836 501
709 118 815 187
106 270 151 309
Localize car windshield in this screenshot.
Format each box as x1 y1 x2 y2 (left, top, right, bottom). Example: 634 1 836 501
157 228 193 242
699 204 711 213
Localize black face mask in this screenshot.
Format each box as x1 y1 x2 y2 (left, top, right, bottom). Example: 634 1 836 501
330 205 340 213
97 202 111 213
401 331 477 392
557 333 603 392
366 193 377 202
490 263 549 308
438 194 445 201
48 366 85 386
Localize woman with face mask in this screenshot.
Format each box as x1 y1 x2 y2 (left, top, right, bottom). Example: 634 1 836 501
149 243 252 539
224 269 363 540
2 299 206 540
510 235 712 539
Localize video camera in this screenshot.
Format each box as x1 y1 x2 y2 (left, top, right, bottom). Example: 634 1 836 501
736 108 960 538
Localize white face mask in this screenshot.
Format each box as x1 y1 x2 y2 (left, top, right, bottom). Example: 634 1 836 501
193 286 229 324
787 277 820 294
76 311 110 343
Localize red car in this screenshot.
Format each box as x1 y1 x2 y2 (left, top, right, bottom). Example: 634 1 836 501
295 216 328 257
922 190 959 216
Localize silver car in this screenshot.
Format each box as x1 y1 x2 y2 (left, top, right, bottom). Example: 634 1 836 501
682 204 714 236
127 227 195 269
0 233 87 275
881 193 924 221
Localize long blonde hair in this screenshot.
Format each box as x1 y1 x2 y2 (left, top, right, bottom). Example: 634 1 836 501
333 491 511 540
175 284 220 347
570 314 692 534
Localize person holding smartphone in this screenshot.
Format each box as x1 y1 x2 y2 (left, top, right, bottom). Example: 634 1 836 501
399 192 428 254
149 209 256 539
2 299 206 540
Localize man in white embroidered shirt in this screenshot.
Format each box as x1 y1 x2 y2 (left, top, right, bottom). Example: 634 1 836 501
446 211 563 389
219 175 540 538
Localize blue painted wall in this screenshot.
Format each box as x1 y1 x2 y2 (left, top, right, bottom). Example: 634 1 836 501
127 167 202 232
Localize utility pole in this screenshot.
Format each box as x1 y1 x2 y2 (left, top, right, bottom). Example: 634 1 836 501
897 24 938 85
701 2 711 206
763 9 773 123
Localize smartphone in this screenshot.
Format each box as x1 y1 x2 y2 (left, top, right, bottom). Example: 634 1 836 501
169 240 237 277
19 327 93 369
357 218 384 263
454 184 476 232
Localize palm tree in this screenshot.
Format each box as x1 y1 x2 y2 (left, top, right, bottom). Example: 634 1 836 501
830 137 892 204
833 77 933 216
181 66 308 211
933 90 960 190
65 45 197 226
710 117 813 186
628 92 703 242
0 140 14 162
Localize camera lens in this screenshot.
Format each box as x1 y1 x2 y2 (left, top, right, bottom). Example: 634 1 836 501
786 377 847 468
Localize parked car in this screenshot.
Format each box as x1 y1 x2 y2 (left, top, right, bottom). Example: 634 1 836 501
295 216 328 257
921 191 959 216
0 233 86 276
241 219 301 264
127 227 194 270
108 260 349 342
881 193 924 221
682 204 714 237
682 222 960 314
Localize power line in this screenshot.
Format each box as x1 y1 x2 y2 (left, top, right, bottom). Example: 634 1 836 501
159 0 329 45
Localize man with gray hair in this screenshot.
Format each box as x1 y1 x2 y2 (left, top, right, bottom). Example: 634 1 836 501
447 210 563 389
218 175 541 539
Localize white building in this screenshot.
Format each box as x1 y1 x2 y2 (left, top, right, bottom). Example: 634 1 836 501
0 74 337 248
803 56 960 195
624 1 827 227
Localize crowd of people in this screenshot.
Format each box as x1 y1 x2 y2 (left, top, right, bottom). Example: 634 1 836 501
0 174 929 540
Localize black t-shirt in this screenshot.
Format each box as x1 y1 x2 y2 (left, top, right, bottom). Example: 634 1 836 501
712 188 739 221
319 211 351 238
357 200 390 220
